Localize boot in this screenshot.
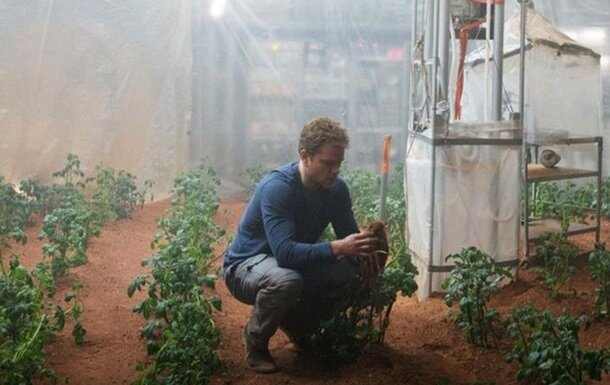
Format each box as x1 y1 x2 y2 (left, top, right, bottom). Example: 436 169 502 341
243 326 278 373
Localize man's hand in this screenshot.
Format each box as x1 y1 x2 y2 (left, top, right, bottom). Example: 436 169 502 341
330 230 377 257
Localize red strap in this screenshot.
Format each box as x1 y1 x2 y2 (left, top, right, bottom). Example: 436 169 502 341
454 19 486 120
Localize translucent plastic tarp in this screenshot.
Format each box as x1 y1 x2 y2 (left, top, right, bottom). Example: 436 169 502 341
405 122 521 299
0 1 412 196
0 1 193 197
463 8 601 134
189 0 411 186
461 8 603 171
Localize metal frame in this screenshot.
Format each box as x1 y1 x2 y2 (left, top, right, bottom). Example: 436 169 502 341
523 136 604 260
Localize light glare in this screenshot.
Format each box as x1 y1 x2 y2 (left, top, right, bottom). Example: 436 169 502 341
210 0 227 19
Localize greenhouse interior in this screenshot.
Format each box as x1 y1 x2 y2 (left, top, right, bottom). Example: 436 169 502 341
2 1 610 384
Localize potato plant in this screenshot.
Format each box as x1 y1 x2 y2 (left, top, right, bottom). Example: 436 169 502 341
531 232 578 300
505 305 610 384
589 248 610 317
0 177 31 249
128 162 225 384
1 153 152 383
90 164 153 220
442 247 512 348
38 207 100 280
0 255 59 385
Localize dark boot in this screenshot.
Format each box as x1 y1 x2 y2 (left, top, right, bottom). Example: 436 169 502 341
243 326 278 373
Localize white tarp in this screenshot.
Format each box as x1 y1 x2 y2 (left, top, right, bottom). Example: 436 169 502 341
0 1 193 196
406 122 521 299
461 8 603 172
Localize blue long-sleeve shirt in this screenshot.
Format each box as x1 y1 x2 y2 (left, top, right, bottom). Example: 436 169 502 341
224 162 359 271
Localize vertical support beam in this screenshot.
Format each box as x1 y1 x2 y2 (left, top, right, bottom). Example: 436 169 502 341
520 2 529 261
491 2 505 121
438 0 450 100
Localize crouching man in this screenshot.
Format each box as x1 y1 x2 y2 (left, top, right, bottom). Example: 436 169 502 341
223 117 376 373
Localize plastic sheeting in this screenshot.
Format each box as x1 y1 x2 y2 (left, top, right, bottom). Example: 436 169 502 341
462 8 602 147
0 1 193 196
406 122 521 299
0 0 412 196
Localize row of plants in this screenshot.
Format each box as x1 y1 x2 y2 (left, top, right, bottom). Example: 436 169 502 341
443 243 610 384
1 154 152 384
128 162 226 384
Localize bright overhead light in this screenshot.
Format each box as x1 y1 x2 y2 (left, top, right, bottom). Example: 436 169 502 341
210 0 227 19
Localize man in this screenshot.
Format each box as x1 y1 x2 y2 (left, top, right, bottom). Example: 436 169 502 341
223 117 376 373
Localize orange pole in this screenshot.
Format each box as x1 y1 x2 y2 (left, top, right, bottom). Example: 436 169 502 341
379 135 392 222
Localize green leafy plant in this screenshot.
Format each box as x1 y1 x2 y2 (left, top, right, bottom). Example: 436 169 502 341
38 207 101 280
442 247 512 348
90 164 153 220
0 255 59 385
52 153 88 188
531 232 578 300
60 282 87 345
505 305 610 384
589 247 610 317
530 179 610 226
240 165 270 202
0 177 31 250
128 161 226 384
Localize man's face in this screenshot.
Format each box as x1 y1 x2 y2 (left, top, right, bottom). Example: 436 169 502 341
301 144 345 189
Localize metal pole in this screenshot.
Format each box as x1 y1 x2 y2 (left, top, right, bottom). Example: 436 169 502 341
428 0 441 295
518 1 527 128
596 138 603 246
438 0 450 99
492 1 505 121
519 1 529 262
430 0 440 134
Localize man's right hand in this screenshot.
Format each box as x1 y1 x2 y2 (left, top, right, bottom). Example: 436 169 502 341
330 231 377 257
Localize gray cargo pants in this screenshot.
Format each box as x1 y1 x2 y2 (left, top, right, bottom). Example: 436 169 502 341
224 254 359 350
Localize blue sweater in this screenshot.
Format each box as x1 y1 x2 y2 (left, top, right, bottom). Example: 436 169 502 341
224 162 359 271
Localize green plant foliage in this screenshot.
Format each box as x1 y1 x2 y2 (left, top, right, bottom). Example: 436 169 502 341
589 248 610 317
240 165 270 202
90 163 153 220
52 153 87 188
128 161 226 384
340 167 381 224
38 207 101 280
531 232 578 300
442 247 512 348
531 178 610 223
0 177 31 250
505 305 610 384
0 255 59 385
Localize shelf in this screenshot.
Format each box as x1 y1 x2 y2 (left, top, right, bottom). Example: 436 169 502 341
523 218 597 241
526 164 599 182
523 136 603 259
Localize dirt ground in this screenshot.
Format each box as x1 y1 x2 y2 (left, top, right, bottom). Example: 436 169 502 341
15 198 610 385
